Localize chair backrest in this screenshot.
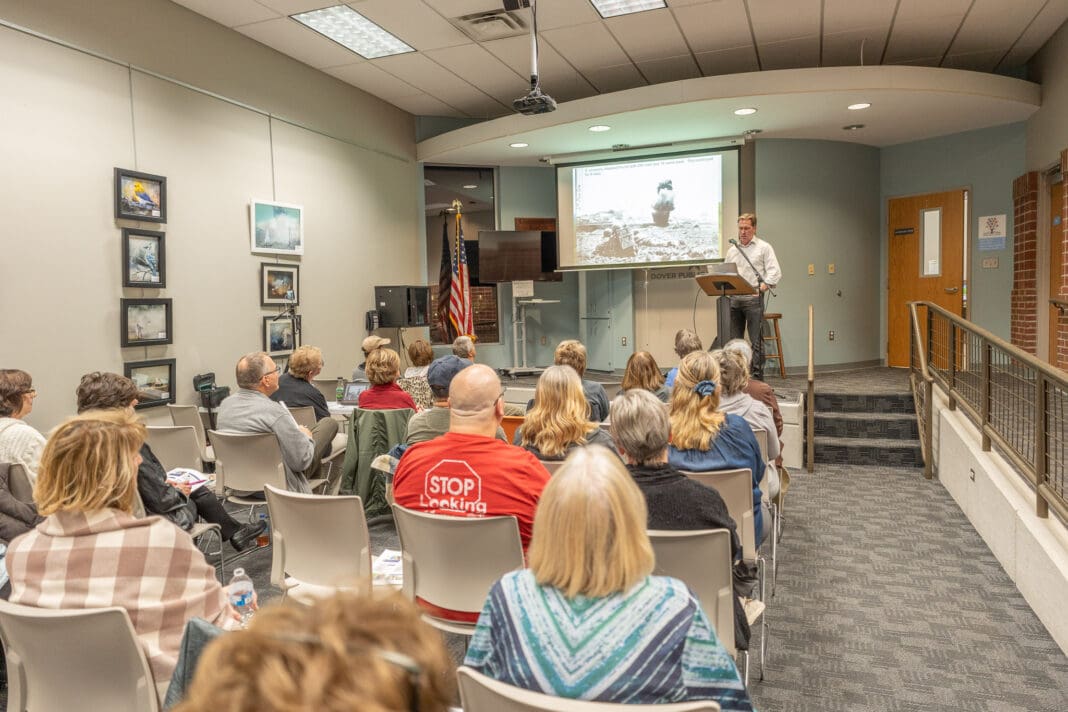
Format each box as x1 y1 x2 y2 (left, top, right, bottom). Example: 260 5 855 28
145 426 204 471
538 460 565 475
391 505 524 615
751 427 768 464
648 529 736 655
207 431 287 493
167 405 209 454
286 406 317 430
457 667 720 712
500 415 525 445
7 462 34 504
683 469 756 562
0 599 161 712
264 484 371 593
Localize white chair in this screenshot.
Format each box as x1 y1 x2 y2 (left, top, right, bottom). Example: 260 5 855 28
0 600 161 712
538 460 565 475
145 425 204 471
167 404 215 469
286 406 347 489
391 505 524 637
749 427 778 594
264 484 371 602
207 431 284 523
457 667 721 712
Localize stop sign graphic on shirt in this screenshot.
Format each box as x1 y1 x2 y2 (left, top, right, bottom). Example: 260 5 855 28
421 459 487 515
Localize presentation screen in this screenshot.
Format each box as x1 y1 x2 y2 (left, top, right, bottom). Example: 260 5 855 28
556 147 740 271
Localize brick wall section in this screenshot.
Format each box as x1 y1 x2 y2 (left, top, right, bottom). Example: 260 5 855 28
1012 171 1039 355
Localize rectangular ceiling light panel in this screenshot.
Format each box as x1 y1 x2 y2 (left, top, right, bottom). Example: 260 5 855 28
291 5 414 59
590 0 667 19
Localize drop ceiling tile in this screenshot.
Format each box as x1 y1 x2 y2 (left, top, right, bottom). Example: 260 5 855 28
482 34 598 100
425 44 527 103
694 45 760 76
236 17 365 68
373 53 505 112
389 92 465 118
748 0 821 43
758 36 820 70
355 0 472 51
532 0 601 30
636 54 701 84
585 63 647 93
172 0 279 27
941 50 1004 72
893 0 973 21
324 62 423 102
947 0 1046 55
822 0 897 34
606 8 689 62
1001 1 1068 67
672 1 753 54
822 27 889 67
541 22 630 72
254 0 335 15
883 19 965 63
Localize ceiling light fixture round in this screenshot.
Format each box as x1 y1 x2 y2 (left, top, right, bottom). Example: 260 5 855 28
847 102 872 110
588 125 611 132
462 184 478 189
734 107 757 116
842 124 865 131
509 142 528 148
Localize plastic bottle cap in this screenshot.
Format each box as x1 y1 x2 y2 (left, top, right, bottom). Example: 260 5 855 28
233 568 245 577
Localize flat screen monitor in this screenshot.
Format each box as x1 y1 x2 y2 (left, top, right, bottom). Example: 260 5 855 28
477 230 562 283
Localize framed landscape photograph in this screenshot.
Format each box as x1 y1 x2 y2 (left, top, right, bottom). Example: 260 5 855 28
115 167 167 223
251 200 303 256
122 228 166 288
260 263 299 306
124 359 176 409
263 315 299 356
121 298 173 347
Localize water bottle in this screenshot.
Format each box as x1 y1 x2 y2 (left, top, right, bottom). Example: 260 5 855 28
228 568 255 627
335 377 345 402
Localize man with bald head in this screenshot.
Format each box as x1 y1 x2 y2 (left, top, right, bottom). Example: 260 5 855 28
392 364 550 552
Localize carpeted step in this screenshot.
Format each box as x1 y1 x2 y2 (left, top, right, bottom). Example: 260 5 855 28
814 435 923 467
813 411 919 440
814 392 913 413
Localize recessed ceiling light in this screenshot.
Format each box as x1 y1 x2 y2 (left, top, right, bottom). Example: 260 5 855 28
462 184 478 189
509 142 528 148
588 125 612 132
842 124 865 131
847 102 872 110
734 107 757 116
590 1 667 19
291 5 413 59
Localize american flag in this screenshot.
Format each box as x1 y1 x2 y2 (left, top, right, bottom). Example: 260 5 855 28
436 220 454 341
449 216 474 337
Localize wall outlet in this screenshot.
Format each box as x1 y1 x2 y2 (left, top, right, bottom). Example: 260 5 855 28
808 263 815 276
540 336 547 345
621 336 627 346
828 330 835 341
981 257 999 269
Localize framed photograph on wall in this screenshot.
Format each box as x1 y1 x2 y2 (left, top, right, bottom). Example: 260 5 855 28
124 359 176 409
121 298 173 347
263 315 299 356
250 200 303 256
115 168 167 223
122 228 166 288
260 263 299 306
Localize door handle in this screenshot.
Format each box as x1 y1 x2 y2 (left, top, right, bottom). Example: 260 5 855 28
944 287 959 294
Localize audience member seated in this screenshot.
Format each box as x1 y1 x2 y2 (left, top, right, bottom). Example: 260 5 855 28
172 591 456 712
452 334 477 360
392 364 550 552
6 409 236 692
76 371 264 551
404 338 434 378
0 369 46 485
0 462 43 599
725 339 784 455
532 340 608 422
217 352 335 494
270 345 332 422
464 445 753 711
352 335 390 382
358 348 418 411
713 349 780 501
621 350 671 402
665 329 703 388
405 355 505 445
668 351 769 545
609 389 751 649
515 365 616 460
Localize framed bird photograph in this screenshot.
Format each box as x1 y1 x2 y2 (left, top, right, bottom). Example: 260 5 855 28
122 228 166 288
115 167 167 223
121 298 173 347
260 262 299 306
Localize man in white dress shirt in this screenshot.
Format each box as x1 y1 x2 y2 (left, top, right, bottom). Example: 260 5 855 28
724 213 781 380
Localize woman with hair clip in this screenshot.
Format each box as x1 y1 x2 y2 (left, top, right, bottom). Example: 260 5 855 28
620 350 671 402
516 365 616 461
669 350 768 544
464 445 753 711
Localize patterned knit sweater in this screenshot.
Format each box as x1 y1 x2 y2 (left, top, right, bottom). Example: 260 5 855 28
464 569 754 711
0 418 46 485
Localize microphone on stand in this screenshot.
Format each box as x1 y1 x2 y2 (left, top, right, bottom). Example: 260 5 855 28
728 238 740 247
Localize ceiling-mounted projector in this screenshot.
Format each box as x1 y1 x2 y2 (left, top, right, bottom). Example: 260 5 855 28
513 0 556 115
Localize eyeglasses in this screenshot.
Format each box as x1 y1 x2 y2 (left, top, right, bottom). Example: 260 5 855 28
263 367 280 378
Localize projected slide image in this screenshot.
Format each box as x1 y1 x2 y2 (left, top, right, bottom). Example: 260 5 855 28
572 154 722 266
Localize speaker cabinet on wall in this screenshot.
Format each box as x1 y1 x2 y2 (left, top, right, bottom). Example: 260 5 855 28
374 286 430 328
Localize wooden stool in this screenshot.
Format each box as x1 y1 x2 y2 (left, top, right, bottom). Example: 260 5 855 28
762 313 786 379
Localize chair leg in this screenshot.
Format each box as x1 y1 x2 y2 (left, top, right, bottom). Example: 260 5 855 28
759 617 769 681
769 503 778 597
740 650 749 687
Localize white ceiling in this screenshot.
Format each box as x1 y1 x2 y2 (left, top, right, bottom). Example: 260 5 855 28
172 0 1068 119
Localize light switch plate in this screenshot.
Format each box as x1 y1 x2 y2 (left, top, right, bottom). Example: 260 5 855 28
828 263 836 274
981 257 999 269
808 264 815 275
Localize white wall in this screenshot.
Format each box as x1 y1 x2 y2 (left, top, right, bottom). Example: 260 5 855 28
1028 20 1068 171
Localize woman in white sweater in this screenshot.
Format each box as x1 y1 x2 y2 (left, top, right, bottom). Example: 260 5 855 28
711 350 780 501
0 370 47 485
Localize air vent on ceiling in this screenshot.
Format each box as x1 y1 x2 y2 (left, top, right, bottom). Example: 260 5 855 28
449 8 529 42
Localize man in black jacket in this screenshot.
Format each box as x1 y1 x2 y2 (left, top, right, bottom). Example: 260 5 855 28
76 372 264 551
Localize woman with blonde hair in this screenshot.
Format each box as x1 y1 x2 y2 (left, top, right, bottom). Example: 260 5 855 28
464 445 753 710
621 350 670 402
174 590 456 712
517 365 615 460
669 350 768 544
5 409 235 693
358 348 417 411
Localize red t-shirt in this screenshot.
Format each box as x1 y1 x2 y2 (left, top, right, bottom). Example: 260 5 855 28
358 382 417 411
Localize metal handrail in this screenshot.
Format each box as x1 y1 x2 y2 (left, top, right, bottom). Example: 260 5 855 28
907 303 935 479
1052 297 1068 314
806 304 814 472
908 301 1068 522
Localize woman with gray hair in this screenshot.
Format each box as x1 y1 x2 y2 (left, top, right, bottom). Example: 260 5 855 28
724 339 783 443
712 349 780 501
665 329 703 388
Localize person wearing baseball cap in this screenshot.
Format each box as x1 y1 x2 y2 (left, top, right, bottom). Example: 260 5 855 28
351 335 390 382
405 355 506 445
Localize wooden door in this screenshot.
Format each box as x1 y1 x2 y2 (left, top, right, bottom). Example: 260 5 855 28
887 189 966 368
1049 179 1064 365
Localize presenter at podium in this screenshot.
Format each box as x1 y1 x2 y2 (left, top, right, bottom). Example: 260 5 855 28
724 213 781 380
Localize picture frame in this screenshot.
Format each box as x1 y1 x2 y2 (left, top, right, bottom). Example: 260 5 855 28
115 167 167 223
250 200 304 256
263 315 299 356
121 298 173 347
124 359 176 409
122 228 166 288
260 263 299 306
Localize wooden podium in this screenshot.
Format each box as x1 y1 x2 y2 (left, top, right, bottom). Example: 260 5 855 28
695 274 756 349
